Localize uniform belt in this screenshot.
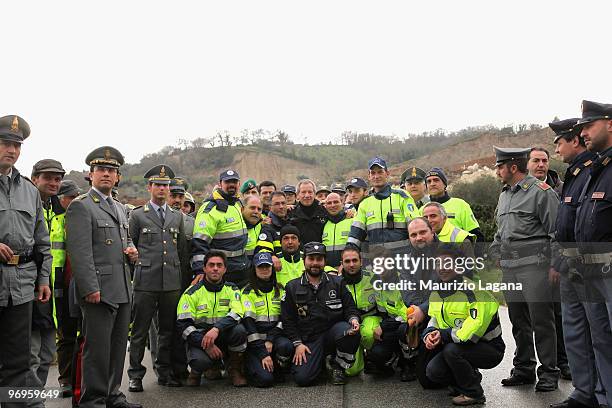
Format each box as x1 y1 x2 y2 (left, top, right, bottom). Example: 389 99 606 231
1 254 35 265
561 248 580 257
576 252 612 265
501 246 546 260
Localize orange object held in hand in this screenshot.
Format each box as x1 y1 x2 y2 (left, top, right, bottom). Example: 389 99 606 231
406 306 415 319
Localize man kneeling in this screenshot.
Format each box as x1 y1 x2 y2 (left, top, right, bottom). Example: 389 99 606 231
423 245 505 406
176 250 248 387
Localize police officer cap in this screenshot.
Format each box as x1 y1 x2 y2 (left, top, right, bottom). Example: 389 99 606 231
346 177 368 190
169 177 186 194
240 178 257 194
220 169 240 181
184 192 195 205
173 176 189 191
494 146 530 167
577 100 612 126
303 241 327 257
549 118 579 143
281 184 297 194
86 146 125 168
0 115 30 144
316 185 331 194
330 182 345 193
32 159 66 177
59 179 83 197
144 164 175 185
368 156 388 170
254 252 274 267
401 167 426 184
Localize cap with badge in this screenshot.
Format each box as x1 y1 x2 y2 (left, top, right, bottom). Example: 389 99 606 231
254 252 274 267
549 118 580 143
144 164 175 185
281 184 296 195
59 179 83 197
86 146 125 168
220 169 240 181
170 177 186 194
577 100 612 126
240 178 257 194
32 159 66 177
303 241 326 257
330 182 345 194
425 167 448 186
401 166 426 184
316 185 331 195
346 177 368 190
184 192 195 205
368 156 388 171
0 115 30 144
494 146 531 167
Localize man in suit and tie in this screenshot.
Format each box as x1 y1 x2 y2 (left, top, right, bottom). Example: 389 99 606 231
65 146 140 408
127 165 187 391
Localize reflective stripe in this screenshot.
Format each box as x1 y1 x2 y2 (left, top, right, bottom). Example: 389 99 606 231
247 333 267 342
215 229 248 240
218 249 245 258
335 356 351 369
581 252 612 264
191 254 205 263
450 227 461 243
327 304 342 309
255 315 280 322
228 311 241 321
182 326 197 339
195 316 218 324
366 221 407 231
245 248 255 256
193 233 213 243
326 244 346 251
336 351 355 361
51 241 66 250
481 324 502 341
451 328 461 343
177 312 193 320
228 342 247 352
370 240 410 250
499 254 541 268
346 237 361 247
351 221 366 230
243 311 257 319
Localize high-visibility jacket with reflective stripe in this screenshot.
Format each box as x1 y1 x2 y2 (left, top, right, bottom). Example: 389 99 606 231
245 222 263 257
343 270 377 317
44 204 63 328
241 284 285 359
278 253 304 287
437 219 474 243
322 216 353 267
423 278 501 344
191 191 248 273
376 282 409 322
347 185 418 250
176 280 243 347
434 197 480 233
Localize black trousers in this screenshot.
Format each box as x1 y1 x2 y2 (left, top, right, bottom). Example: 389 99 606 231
291 321 361 387
368 320 410 369
0 299 32 408
425 338 505 398
245 336 293 387
56 295 78 386
186 324 247 374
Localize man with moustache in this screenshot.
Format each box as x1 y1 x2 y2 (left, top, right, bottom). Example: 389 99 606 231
281 242 361 386
322 192 353 269
0 115 52 408
65 146 140 408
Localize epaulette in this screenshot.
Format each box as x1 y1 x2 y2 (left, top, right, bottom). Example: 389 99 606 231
186 281 204 295
74 193 89 201
536 181 551 191
202 200 216 213
132 205 143 211
391 188 408 198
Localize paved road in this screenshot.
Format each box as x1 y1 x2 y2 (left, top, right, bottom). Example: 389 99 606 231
47 307 572 408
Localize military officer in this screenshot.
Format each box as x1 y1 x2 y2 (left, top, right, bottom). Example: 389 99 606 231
65 146 140 408
0 115 52 408
127 165 187 391
574 100 612 407
401 166 429 209
168 177 194 287
489 146 560 392
549 117 609 408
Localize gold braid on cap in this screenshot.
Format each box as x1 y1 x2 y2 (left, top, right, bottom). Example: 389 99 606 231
11 117 19 132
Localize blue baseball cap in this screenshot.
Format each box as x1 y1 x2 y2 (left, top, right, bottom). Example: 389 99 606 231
254 252 273 267
220 169 240 181
368 157 387 170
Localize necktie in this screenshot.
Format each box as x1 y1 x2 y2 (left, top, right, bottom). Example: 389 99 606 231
106 197 118 219
158 207 165 225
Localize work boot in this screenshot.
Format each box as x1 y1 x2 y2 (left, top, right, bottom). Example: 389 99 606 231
228 352 248 387
452 394 486 406
560 365 573 380
400 362 416 382
128 378 143 392
501 373 536 386
330 362 346 385
204 366 223 380
535 379 559 392
186 371 202 387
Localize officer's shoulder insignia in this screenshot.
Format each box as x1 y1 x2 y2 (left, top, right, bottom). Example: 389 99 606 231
407 203 415 212
603 157 611 166
258 233 268 240
143 204 150 212
186 281 204 295
469 308 477 319
572 167 581 176
234 290 241 300
133 205 143 211
74 193 88 201
203 201 216 213
584 160 593 167
391 188 408 198
536 181 551 191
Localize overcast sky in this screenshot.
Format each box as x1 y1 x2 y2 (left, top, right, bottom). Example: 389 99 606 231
4 0 611 174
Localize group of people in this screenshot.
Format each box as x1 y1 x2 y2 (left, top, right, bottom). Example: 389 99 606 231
0 99 611 408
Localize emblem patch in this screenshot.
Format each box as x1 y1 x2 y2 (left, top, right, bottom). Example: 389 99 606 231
592 192 605 200
454 318 464 328
329 290 337 299
259 233 267 240
564 196 572 203
182 303 189 310
469 308 478 319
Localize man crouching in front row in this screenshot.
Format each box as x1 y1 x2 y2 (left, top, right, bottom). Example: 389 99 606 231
176 250 248 387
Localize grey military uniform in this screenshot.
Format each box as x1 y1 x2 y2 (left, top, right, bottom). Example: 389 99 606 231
65 188 133 408
128 203 187 382
490 174 560 384
0 168 52 402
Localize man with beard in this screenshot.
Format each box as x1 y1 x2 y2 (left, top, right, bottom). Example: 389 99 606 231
261 191 290 256
242 195 274 260
176 250 247 387
288 179 328 247
192 169 248 288
281 242 361 386
322 192 353 269
275 225 304 287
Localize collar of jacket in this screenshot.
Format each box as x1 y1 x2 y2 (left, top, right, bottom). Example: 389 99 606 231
511 174 538 192
545 170 560 188
430 192 450 204
373 184 392 200
44 195 65 215
212 188 240 205
327 210 346 224
202 277 225 292
300 271 330 286
282 251 301 263
343 268 363 285
566 150 596 179
255 277 274 293
269 211 286 228
245 217 261 229
292 200 325 219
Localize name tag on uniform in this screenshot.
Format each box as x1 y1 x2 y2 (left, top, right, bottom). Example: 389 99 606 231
197 304 208 310
341 231 349 236
366 211 374 217
564 196 572 203
255 301 265 307
219 299 230 306
447 213 456 219
226 217 235 223
592 192 605 200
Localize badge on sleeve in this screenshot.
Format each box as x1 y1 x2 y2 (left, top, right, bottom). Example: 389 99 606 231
469 308 478 319
259 233 267 240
